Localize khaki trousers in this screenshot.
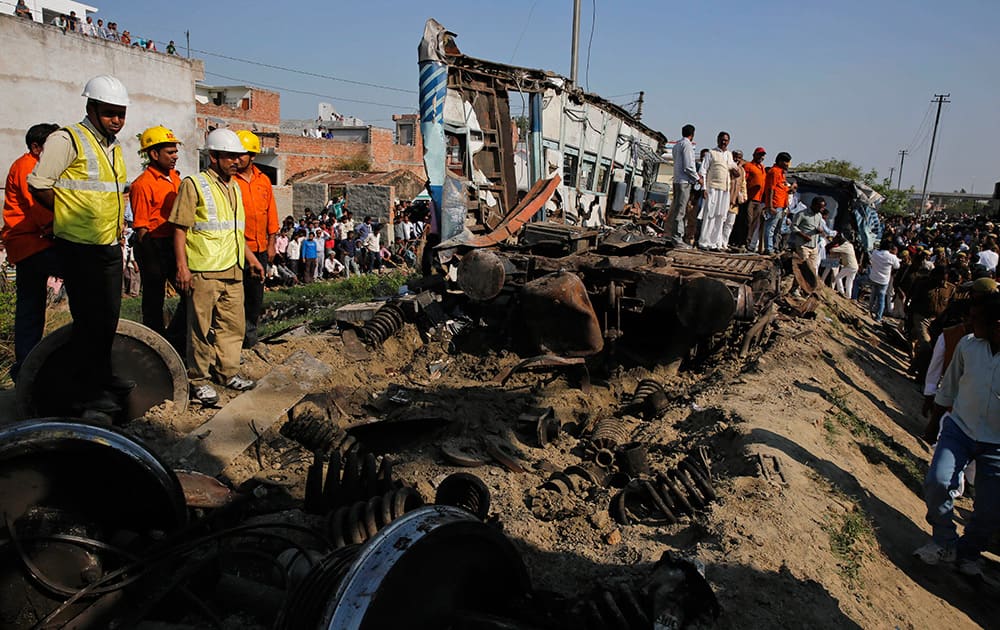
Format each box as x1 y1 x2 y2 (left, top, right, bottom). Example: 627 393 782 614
187 272 245 386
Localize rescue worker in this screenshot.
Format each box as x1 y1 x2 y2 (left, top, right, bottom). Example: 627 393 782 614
169 128 264 405
27 75 132 413
233 130 278 349
1 123 61 381
130 125 185 353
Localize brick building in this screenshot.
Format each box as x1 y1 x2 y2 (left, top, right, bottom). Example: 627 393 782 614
194 85 424 186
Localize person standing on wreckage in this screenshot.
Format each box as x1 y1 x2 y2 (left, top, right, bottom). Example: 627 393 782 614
27 75 134 414
696 132 742 250
169 129 264 406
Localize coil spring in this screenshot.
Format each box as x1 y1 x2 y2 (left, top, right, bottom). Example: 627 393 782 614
324 451 394 509
590 417 631 450
435 473 491 520
586 418 632 469
570 585 651 630
280 410 357 456
359 302 406 347
610 452 715 526
326 487 424 548
274 545 361 630
540 470 578 496
628 380 669 419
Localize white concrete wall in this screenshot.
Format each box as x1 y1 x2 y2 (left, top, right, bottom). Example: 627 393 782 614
1 0 97 23
0 15 204 200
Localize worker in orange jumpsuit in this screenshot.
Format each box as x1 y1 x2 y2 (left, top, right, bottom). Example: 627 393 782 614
130 125 185 353
1 123 61 381
234 130 278 348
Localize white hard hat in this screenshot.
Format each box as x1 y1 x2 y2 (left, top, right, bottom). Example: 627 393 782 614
204 128 247 154
81 75 130 107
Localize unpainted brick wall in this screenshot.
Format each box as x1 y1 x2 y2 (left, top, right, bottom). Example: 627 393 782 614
345 184 394 228
292 183 328 218
273 185 293 221
196 89 281 131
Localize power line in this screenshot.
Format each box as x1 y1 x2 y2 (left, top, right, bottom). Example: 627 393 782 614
202 71 416 111
187 46 416 95
904 103 934 154
509 0 540 63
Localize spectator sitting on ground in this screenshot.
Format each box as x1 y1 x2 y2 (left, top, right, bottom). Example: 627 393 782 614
323 251 345 278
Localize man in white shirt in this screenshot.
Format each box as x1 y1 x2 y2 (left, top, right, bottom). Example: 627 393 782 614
868 241 901 322
976 238 998 273
696 132 740 250
668 124 701 247
915 293 1000 578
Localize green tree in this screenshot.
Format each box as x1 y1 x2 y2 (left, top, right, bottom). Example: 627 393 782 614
513 116 529 140
794 157 914 216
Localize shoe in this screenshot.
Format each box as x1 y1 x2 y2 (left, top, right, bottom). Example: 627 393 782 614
191 384 220 406
77 391 122 414
913 541 956 565
957 557 984 578
225 375 256 391
106 375 136 395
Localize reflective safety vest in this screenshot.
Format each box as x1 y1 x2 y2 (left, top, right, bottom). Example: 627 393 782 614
185 172 246 272
53 123 127 245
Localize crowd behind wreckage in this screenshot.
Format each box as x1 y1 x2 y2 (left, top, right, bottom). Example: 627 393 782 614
2 32 1000 625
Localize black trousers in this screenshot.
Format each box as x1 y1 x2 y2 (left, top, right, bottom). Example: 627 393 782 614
243 250 268 348
55 238 121 392
12 247 61 381
134 235 187 353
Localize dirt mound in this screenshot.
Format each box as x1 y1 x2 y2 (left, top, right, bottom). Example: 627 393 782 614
130 290 997 628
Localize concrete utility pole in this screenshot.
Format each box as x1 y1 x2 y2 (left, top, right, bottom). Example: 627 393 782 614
920 94 950 214
570 0 581 84
889 167 895 189
635 91 645 121
896 149 907 190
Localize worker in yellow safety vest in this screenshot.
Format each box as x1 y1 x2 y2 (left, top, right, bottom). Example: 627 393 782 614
27 74 133 415
168 128 264 406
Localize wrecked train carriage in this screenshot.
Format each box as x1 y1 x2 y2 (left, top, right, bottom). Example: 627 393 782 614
456 228 782 360
418 18 665 242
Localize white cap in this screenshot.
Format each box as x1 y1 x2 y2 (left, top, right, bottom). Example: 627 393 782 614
204 128 247 154
81 75 130 107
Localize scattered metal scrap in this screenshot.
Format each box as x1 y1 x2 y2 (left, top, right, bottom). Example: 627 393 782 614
435 472 491 521
568 552 719 629
358 302 407 347
612 448 716 526
757 453 788 485
325 487 424 548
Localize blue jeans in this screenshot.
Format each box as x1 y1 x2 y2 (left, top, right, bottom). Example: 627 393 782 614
762 210 781 253
868 281 888 321
924 417 1000 560
12 247 61 381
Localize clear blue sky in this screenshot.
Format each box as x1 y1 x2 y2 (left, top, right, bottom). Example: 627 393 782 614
93 0 999 194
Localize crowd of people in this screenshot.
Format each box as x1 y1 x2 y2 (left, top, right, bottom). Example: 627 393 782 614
263 199 429 286
0 72 430 410
1 75 280 410
13 2 178 54
2 87 997 577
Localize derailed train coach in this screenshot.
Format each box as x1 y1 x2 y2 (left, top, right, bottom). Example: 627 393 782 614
416 18 782 365
418 18 665 240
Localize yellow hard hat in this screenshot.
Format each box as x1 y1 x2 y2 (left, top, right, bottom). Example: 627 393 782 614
140 125 180 151
236 130 261 154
